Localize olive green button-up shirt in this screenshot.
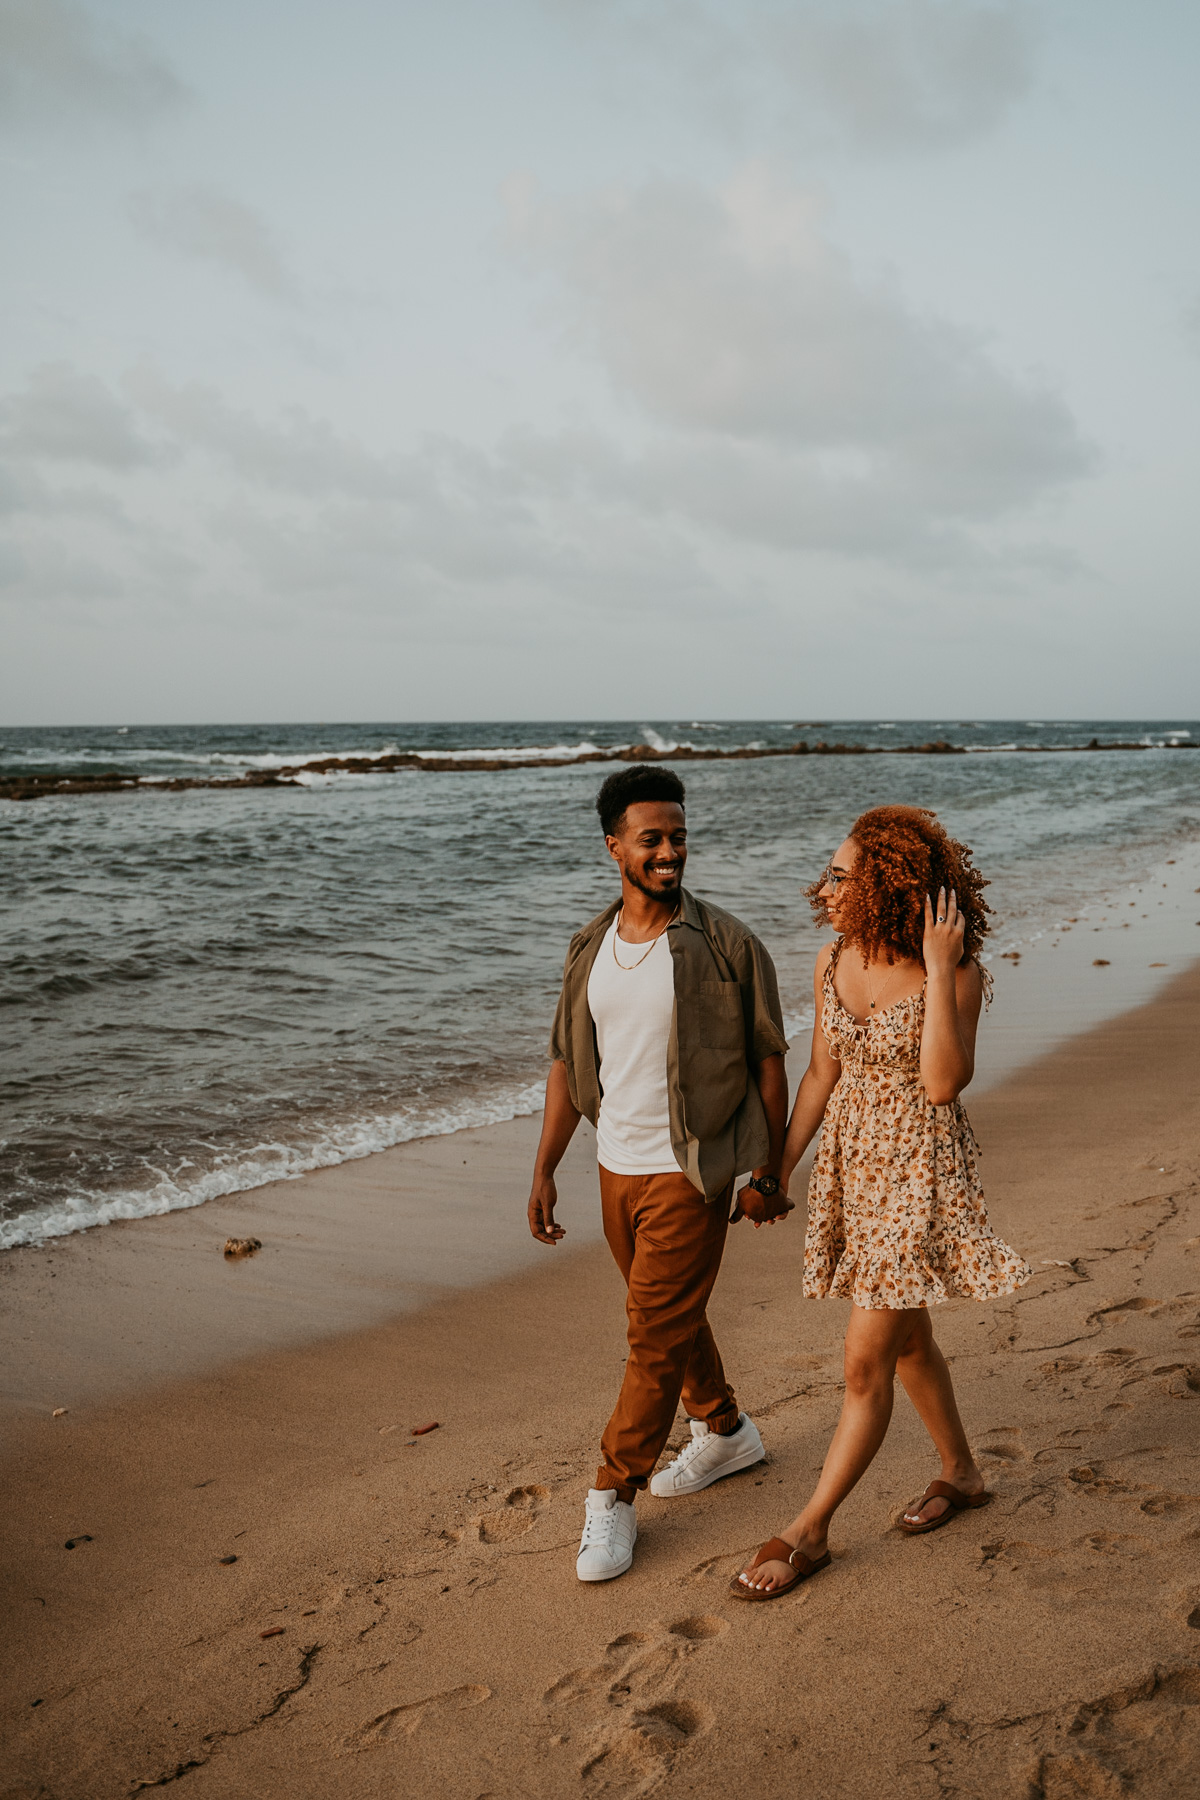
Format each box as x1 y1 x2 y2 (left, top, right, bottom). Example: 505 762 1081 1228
548 886 788 1201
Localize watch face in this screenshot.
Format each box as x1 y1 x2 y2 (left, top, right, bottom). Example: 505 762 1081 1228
754 1176 779 1195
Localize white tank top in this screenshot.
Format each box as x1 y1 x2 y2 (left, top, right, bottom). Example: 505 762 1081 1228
586 915 678 1176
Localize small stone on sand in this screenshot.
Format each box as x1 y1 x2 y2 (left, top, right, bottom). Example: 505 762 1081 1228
411 1421 440 1436
223 1237 262 1258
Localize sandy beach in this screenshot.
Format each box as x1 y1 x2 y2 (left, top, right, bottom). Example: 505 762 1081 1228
3 946 1200 1798
6 0 1200 1781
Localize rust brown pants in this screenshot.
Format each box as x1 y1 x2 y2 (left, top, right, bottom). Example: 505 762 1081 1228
595 1165 740 1503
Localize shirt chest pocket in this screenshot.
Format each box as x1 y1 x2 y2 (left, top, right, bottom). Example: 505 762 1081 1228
697 980 745 1050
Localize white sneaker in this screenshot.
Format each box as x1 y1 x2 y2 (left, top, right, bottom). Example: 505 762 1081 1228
649 1414 765 1497
576 1489 637 1582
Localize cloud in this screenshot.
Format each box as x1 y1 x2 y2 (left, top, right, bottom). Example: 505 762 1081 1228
123 375 645 599
539 0 1035 152
0 364 174 616
128 186 296 300
1184 294 1200 352
0 0 185 127
505 165 1093 553
0 362 163 468
0 225 1091 656
126 371 404 497
0 362 732 636
759 0 1035 151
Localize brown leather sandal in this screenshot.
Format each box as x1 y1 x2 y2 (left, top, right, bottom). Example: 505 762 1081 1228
729 1537 832 1602
897 1480 991 1535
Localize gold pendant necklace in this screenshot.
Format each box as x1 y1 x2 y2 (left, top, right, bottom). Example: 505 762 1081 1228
865 959 892 1011
612 906 678 970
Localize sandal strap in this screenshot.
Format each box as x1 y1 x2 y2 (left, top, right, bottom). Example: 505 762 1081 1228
749 1537 796 1571
787 1547 821 1574
922 1480 968 1509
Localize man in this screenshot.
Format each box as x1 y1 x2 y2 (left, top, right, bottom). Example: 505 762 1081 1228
527 764 792 1582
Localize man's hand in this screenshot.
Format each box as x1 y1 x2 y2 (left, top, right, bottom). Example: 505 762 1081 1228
525 1063 580 1245
528 1174 566 1245
732 1177 795 1228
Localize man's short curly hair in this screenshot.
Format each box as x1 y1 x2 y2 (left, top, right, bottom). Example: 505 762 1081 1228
595 765 686 837
805 804 992 967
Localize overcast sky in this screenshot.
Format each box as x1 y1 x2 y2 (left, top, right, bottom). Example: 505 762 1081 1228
2 0 1198 723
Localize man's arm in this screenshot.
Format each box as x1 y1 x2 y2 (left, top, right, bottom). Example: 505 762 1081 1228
728 927 791 1227
755 1052 787 1174
527 1059 582 1245
732 1052 793 1227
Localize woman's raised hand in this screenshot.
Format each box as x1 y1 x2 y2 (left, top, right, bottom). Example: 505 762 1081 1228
923 886 965 977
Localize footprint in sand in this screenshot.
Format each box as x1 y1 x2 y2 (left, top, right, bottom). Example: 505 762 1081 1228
978 1539 1063 1590
1086 1297 1161 1327
1078 1528 1152 1557
1026 1347 1161 1402
931 1664 1200 1796
1066 1449 1200 1516
1086 1292 1200 1337
976 1425 1029 1464
1153 1363 1200 1397
349 1683 491 1749
678 1552 733 1589
980 1529 1157 1599
472 1484 552 1545
979 1537 1057 1568
580 1698 713 1797
544 1617 726 1797
440 1484 553 1550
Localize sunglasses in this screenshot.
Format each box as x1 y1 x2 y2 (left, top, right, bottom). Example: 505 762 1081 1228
820 867 849 889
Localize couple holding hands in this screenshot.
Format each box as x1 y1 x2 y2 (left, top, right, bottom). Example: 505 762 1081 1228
527 764 1030 1594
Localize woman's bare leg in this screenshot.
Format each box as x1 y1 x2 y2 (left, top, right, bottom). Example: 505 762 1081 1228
737 1305 921 1593
894 1309 984 1525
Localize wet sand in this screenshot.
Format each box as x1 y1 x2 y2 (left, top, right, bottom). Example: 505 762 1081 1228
3 958 1200 1797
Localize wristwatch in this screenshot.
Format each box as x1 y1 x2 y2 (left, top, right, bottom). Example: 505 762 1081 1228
747 1174 781 1197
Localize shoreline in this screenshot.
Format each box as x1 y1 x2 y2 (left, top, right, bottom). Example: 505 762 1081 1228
3 958 1199 1797
3 839 1199 1275
3 847 1198 1417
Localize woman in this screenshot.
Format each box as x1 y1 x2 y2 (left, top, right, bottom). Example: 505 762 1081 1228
733 805 1029 1601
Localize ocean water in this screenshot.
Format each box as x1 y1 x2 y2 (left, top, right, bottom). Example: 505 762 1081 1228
2 719 1198 1250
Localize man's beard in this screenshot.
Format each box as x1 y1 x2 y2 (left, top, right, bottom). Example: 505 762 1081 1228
627 868 683 902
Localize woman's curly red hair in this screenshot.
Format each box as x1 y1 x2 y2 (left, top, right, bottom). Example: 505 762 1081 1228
805 805 992 967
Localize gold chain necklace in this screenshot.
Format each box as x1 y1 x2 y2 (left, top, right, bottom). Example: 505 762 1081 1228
612 906 678 970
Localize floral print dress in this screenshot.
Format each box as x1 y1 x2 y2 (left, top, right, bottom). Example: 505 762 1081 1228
803 941 1030 1311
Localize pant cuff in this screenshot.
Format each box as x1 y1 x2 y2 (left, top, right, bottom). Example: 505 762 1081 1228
594 1471 640 1504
